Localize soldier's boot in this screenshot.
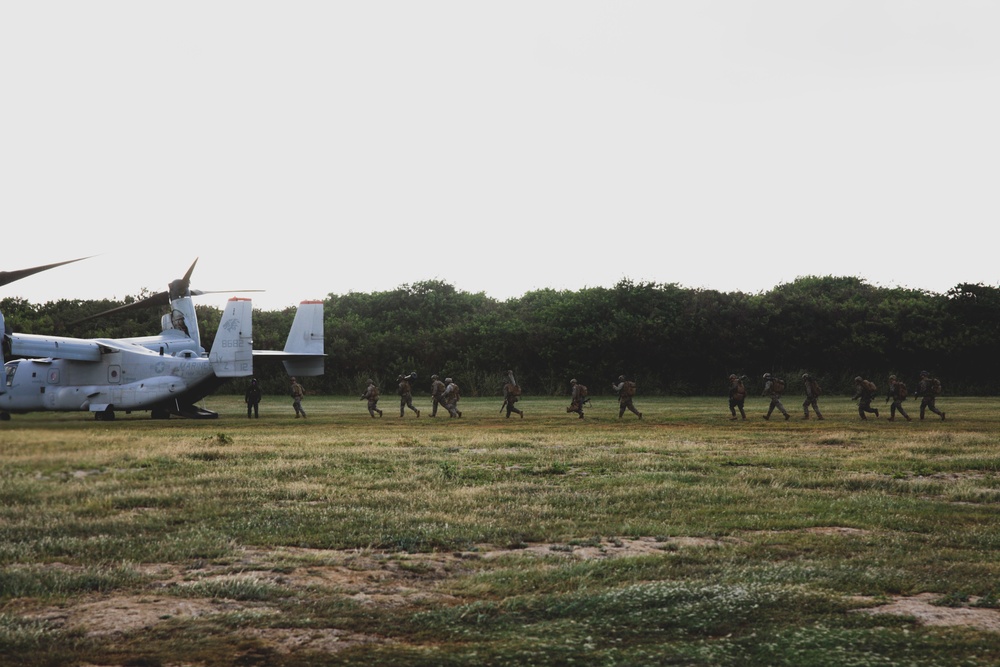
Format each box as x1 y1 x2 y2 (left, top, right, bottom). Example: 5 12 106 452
874 408 879 418
783 411 790 420
940 412 946 420
638 412 643 420
378 409 383 418
416 409 421 418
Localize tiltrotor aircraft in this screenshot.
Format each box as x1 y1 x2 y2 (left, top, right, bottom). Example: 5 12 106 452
0 258 324 421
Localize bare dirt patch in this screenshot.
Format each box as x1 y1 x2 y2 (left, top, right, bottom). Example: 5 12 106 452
856 593 1000 633
27 595 278 636
15 536 734 649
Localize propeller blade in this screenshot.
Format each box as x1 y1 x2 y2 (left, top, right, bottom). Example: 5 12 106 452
0 257 92 289
69 291 170 326
190 289 265 297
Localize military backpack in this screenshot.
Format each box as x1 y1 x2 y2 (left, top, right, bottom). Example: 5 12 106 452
623 380 637 397
930 378 942 395
771 378 785 393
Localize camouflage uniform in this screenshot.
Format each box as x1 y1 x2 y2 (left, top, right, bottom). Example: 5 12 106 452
612 375 642 419
397 373 420 418
502 370 523 418
885 375 911 422
727 374 747 420
290 377 306 419
245 377 262 419
761 373 790 420
567 379 587 419
852 376 879 420
801 373 824 420
914 371 945 420
361 378 383 418
429 375 446 417
442 378 462 418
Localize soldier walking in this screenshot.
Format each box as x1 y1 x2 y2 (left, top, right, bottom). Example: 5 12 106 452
290 376 306 419
442 377 462 418
397 373 420 418
612 375 642 419
852 376 879 420
567 379 588 419
761 373 790 420
361 378 383 418
914 371 945 420
801 373 824 420
885 374 911 422
501 370 523 418
429 374 446 417
728 374 747 420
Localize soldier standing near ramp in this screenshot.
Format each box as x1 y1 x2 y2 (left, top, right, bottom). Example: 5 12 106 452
801 373 824 420
501 370 523 419
612 375 642 419
761 373 790 420
361 378 383 418
397 373 420 418
429 374 446 417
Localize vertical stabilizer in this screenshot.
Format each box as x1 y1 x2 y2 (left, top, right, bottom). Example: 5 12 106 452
210 298 253 377
282 300 325 376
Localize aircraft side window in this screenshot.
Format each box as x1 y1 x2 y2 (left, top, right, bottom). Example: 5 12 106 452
5 363 17 387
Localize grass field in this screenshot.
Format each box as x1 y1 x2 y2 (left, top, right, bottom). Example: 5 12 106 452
1 395 998 666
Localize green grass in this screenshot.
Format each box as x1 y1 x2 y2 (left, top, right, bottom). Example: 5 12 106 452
0 395 998 666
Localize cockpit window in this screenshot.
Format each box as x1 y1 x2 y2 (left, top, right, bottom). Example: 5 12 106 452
5 361 19 387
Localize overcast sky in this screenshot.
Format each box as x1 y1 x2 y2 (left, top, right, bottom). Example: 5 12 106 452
3 2 998 312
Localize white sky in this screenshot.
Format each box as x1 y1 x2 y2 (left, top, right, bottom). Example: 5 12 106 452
3 2 998 312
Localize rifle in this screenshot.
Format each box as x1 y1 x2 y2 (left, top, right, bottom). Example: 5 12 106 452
499 397 508 413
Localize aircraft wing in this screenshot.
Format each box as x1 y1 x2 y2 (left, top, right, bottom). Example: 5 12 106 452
9 333 112 362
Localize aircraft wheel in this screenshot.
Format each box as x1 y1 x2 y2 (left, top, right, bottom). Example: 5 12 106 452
0 412 10 421
96 408 116 421
151 409 170 420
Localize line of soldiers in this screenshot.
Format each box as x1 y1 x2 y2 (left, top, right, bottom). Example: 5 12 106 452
728 371 946 421
359 372 644 420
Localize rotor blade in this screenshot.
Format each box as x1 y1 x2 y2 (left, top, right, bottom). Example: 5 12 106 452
69 291 170 326
190 289 265 296
0 257 92 289
169 258 199 300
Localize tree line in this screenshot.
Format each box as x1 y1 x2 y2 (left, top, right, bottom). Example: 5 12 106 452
3 276 999 397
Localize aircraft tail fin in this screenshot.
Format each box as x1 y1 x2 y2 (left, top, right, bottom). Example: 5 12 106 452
281 300 325 376
209 298 254 377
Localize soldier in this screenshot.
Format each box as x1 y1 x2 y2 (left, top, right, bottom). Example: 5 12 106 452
801 373 824 420
361 378 383 418
501 370 523 418
397 373 420 418
728 374 747 420
612 374 642 419
429 374 446 417
761 373 790 420
567 379 588 419
442 377 462 418
244 377 262 419
852 376 879 420
914 370 945 420
289 376 306 419
885 374 911 422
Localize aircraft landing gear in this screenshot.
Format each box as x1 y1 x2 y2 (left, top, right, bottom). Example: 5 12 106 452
0 412 10 421
95 407 116 421
151 408 170 420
